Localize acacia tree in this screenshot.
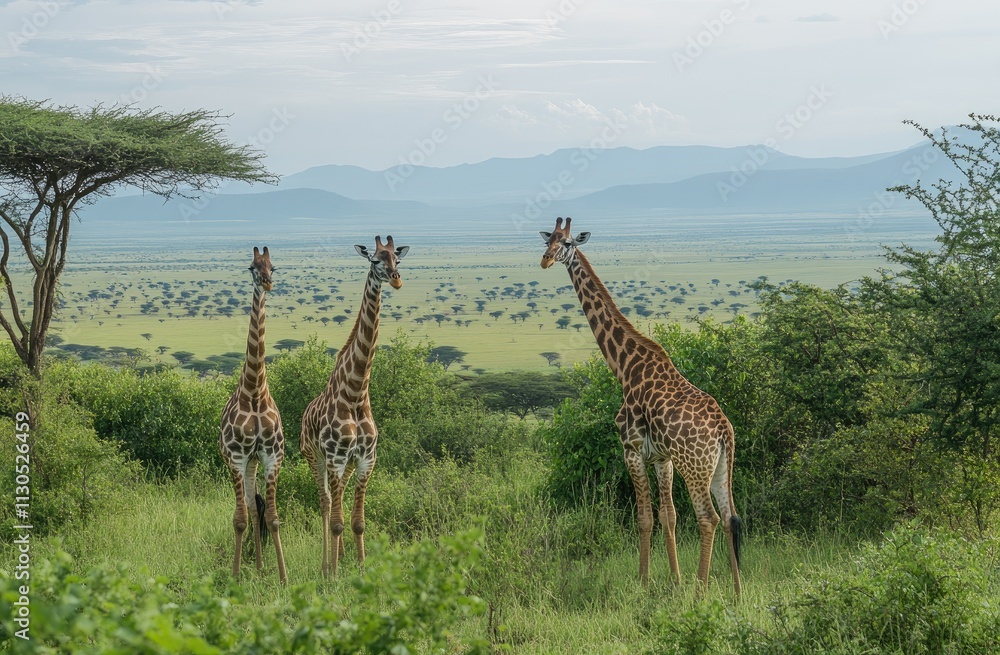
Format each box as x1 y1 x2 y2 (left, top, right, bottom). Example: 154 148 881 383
0 98 277 374
865 114 1000 457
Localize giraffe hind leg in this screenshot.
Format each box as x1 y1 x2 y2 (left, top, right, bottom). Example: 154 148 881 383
655 460 680 584
245 458 264 572
710 440 742 597
262 461 288 584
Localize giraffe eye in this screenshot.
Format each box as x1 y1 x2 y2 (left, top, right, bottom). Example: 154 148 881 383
563 239 573 246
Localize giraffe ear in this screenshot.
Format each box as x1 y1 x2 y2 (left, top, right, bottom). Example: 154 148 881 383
395 245 409 260
539 231 552 242
574 232 591 246
354 244 371 260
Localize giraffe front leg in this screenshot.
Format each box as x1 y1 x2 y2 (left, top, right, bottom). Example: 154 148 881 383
352 454 376 565
328 471 347 578
309 454 332 577
245 459 264 572
263 465 288 584
231 471 248 579
655 460 680 584
624 449 654 585
686 481 720 592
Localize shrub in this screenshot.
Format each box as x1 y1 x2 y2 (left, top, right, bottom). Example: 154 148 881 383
648 601 728 655
267 335 336 459
0 530 488 654
56 360 232 475
541 355 630 509
0 365 137 536
745 526 1000 655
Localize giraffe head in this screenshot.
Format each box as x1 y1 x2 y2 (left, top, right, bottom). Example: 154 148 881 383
248 246 275 291
540 217 590 269
355 235 409 289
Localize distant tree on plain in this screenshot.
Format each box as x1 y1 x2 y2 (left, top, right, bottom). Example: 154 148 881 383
427 345 466 371
540 351 562 367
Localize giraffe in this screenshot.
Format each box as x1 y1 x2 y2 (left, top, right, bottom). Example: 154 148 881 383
219 246 288 584
300 235 408 577
540 217 742 595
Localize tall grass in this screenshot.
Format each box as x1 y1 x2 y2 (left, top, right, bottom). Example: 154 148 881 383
1 452 883 654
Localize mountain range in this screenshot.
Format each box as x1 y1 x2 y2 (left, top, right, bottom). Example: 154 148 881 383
78 141 951 235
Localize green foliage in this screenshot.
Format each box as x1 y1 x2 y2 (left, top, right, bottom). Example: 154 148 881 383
267 335 336 458
755 282 883 436
0 530 487 654
746 527 1000 654
863 115 1000 455
648 601 728 655
0 349 137 535
55 359 232 475
467 370 575 418
541 355 630 509
770 416 926 534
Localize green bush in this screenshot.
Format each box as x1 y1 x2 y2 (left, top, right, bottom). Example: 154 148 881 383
0 366 137 536
648 601 728 655
749 526 1000 655
267 335 336 459
0 530 487 654
269 333 529 472
541 355 630 510
55 359 232 475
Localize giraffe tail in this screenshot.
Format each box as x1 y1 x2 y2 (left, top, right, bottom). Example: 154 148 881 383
255 492 268 547
730 515 743 570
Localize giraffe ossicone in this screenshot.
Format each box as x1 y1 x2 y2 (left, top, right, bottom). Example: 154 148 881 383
219 245 288 584
540 217 743 596
300 235 408 577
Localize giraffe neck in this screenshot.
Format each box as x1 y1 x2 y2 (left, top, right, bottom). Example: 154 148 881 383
336 267 383 398
240 283 268 406
565 250 667 382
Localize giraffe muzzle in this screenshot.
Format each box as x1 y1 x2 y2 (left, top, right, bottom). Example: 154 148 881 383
540 256 555 269
389 277 403 289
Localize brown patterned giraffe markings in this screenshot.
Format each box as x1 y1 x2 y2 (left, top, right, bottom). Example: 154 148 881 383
300 235 409 577
540 217 742 596
219 246 288 584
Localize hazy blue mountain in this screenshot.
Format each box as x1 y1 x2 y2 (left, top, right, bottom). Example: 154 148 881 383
563 143 952 213
76 188 439 240
77 141 951 239
262 145 903 204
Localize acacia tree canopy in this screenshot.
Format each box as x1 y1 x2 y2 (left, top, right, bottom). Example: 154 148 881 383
0 97 278 374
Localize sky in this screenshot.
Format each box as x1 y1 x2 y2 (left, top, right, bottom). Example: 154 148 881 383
1 0 997 175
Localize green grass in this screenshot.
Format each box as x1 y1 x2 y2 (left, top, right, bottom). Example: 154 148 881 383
2 453 862 654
